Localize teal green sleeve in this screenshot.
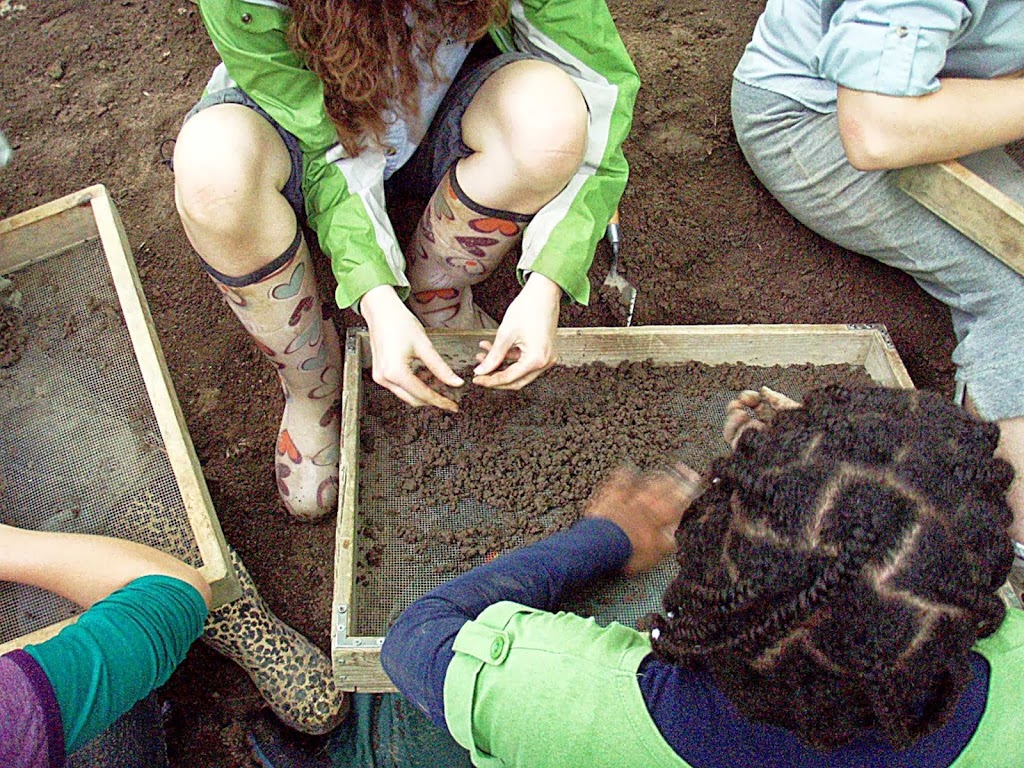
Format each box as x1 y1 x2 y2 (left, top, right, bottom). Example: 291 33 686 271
197 0 406 309
24 575 208 754
492 0 640 305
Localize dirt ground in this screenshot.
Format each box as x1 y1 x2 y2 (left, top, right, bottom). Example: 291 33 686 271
0 1 959 765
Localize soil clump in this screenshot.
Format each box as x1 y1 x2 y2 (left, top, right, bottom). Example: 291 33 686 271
0 305 26 368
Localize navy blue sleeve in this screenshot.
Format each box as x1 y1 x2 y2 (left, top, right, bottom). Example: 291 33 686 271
381 517 632 728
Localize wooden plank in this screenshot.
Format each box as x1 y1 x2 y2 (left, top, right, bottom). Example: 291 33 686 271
855 324 914 389
897 160 1024 278
423 324 895 370
0 186 99 271
332 329 366 681
331 323 914 691
334 644 394 691
90 189 240 607
0 618 75 657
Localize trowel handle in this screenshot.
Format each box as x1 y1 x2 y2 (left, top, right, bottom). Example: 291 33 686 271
605 209 621 254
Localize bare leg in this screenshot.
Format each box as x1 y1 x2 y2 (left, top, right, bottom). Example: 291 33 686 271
458 59 588 214
174 104 295 275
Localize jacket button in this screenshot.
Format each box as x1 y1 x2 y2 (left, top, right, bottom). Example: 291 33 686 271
490 637 505 659
241 13 252 23
895 25 908 38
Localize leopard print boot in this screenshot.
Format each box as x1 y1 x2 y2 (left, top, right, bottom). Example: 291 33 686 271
202 548 348 735
407 164 532 329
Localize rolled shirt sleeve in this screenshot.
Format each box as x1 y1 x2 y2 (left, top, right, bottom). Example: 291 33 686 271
816 0 973 96
23 575 208 755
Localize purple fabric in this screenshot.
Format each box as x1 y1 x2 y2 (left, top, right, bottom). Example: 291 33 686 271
0 649 64 768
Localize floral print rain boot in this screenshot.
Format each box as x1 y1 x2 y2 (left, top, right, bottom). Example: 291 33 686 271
407 164 533 329
204 232 341 521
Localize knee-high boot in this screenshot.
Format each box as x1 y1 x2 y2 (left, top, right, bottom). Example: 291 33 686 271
202 547 349 735
202 231 341 521
406 164 533 329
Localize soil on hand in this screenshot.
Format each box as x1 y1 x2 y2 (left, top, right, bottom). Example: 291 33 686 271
0 1 957 765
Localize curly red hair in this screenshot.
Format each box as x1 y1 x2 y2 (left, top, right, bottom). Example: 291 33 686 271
288 0 510 156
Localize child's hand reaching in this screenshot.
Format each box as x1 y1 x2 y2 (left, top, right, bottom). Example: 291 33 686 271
723 386 801 449
585 463 703 575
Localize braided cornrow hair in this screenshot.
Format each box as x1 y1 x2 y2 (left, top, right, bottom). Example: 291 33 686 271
648 385 1015 750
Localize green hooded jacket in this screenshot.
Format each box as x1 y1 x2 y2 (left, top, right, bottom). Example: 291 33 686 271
196 0 640 310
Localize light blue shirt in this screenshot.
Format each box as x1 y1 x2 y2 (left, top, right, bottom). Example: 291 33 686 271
733 0 1024 113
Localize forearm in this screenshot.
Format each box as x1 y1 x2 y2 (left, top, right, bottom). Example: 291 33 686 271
359 283 404 323
0 525 212 609
433 517 630 616
381 518 631 726
25 575 209 753
837 77 1024 170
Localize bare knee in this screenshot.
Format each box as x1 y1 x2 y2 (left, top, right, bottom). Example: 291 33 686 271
173 104 291 239
466 60 589 194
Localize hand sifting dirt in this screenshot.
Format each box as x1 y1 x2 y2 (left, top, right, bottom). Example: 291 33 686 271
584 463 703 575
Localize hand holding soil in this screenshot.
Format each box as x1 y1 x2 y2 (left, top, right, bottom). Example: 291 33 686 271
472 272 561 390
585 463 703 575
362 285 464 411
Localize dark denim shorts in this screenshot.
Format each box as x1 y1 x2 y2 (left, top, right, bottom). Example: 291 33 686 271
184 47 535 214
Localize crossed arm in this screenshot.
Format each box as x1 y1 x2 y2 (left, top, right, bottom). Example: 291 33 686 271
837 75 1024 171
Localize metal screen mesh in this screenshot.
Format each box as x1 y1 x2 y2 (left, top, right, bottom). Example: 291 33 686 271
1008 139 1024 169
354 362 874 637
0 238 202 646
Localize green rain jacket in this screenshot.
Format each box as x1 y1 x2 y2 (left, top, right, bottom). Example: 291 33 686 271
195 0 640 311
443 602 1024 768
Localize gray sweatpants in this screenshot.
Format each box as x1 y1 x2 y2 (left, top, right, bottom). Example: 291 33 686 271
731 80 1024 422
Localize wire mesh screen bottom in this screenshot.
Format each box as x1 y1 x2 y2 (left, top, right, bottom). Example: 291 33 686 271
1008 139 1024 169
353 361 876 638
0 238 202 645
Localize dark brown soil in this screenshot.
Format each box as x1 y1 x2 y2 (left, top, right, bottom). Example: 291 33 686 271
0 1 957 765
358 360 875 577
0 305 26 368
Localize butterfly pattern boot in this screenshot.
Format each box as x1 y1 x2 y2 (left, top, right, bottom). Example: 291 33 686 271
202 547 349 735
407 164 533 329
205 232 341 521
